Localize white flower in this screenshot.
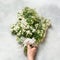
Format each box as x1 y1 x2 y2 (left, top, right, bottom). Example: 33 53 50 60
26 30 30 34
20 19 28 29
13 25 20 32
17 31 21 36
35 24 38 29
30 26 33 30
26 24 29 29
21 19 27 26
26 30 32 35
23 29 25 32
11 24 15 28
40 30 43 33
46 20 51 26
23 38 35 46
32 29 36 32
42 24 45 27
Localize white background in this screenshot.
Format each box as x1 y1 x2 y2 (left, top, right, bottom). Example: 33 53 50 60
0 0 60 60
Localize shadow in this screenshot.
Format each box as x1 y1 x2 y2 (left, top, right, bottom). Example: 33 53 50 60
36 4 60 58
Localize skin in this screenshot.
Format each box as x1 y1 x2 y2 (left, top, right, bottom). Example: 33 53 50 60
27 43 38 60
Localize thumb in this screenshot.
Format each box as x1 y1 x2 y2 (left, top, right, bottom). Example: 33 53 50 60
27 44 31 49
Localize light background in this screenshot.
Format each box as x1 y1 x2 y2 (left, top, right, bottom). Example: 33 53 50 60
0 0 60 60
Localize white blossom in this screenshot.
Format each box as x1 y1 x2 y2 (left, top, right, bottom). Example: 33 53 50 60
32 29 36 32
23 38 35 46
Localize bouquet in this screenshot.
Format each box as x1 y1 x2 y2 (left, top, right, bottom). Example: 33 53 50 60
10 7 51 56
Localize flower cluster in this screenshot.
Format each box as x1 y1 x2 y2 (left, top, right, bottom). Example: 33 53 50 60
10 7 51 55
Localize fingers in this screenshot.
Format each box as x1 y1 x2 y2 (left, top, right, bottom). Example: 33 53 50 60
34 45 38 49
32 46 38 50
27 42 38 50
27 44 31 49
27 42 31 49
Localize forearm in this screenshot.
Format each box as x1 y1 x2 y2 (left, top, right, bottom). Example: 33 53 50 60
27 44 37 60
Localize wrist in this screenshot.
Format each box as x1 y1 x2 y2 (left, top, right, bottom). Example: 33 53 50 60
28 56 34 60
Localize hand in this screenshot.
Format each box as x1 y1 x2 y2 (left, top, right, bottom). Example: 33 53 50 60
27 43 38 60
